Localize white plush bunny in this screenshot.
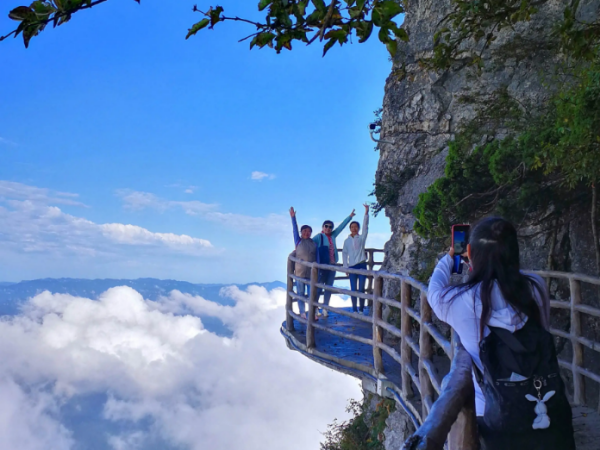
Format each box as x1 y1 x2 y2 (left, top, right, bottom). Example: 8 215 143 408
526 391 555 429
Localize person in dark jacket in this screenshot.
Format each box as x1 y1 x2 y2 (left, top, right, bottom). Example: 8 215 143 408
312 210 354 317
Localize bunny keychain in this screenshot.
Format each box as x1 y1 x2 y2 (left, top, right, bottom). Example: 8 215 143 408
526 378 555 430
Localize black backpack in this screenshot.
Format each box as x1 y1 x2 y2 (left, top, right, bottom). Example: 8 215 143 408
476 319 571 434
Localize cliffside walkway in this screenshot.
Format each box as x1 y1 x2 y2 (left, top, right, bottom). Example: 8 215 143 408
280 251 600 450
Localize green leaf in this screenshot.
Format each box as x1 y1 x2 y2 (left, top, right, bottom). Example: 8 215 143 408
8 6 33 21
376 0 404 19
258 0 272 11
324 28 348 43
393 27 408 42
209 6 224 27
250 31 275 49
311 0 327 12
186 18 210 39
386 39 397 57
355 20 373 43
322 37 336 56
378 27 392 44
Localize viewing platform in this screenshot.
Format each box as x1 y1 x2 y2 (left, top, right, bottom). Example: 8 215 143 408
280 249 600 450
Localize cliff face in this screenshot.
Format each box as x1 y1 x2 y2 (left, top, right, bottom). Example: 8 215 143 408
377 0 600 283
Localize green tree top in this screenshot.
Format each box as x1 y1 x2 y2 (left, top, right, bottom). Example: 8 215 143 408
1 0 406 56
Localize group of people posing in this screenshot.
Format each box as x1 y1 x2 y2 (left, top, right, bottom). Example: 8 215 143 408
289 204 370 320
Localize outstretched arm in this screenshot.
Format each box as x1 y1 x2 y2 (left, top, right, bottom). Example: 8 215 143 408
361 204 369 242
290 207 300 246
332 209 355 238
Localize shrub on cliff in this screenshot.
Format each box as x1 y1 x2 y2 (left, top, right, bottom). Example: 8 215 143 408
320 397 395 450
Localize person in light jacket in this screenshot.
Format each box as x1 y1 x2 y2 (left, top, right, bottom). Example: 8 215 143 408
312 209 355 317
427 217 574 450
342 204 370 314
289 207 317 320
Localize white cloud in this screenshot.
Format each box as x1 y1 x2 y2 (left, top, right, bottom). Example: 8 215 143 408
117 190 288 236
165 184 199 195
0 137 17 147
203 211 288 235
0 378 73 450
101 223 212 250
0 188 216 259
250 171 275 181
117 190 216 215
0 286 361 450
0 181 85 207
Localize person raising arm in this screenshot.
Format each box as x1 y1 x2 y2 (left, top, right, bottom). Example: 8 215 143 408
312 209 355 317
342 204 370 314
289 207 317 321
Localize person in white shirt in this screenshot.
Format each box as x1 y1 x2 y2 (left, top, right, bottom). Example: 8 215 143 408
342 204 369 314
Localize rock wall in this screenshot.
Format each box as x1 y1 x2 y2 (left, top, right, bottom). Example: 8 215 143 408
377 0 600 284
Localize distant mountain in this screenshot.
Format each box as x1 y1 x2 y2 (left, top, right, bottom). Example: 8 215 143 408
0 278 285 337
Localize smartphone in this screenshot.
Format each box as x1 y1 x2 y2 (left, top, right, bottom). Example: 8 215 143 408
451 224 470 274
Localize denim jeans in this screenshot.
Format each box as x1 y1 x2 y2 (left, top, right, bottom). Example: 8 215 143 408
317 269 336 307
349 262 367 311
295 280 310 315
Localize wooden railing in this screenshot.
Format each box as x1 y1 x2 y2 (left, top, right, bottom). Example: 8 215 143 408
333 248 384 293
283 253 600 450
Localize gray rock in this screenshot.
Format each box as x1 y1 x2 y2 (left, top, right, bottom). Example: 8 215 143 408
383 408 416 450
378 0 600 282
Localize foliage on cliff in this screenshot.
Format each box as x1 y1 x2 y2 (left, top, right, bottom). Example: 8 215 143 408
2 0 405 55
413 61 600 239
321 397 395 450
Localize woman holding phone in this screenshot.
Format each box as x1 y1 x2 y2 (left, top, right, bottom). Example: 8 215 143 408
428 217 574 449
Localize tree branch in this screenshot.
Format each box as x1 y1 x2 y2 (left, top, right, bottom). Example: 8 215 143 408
1 0 111 44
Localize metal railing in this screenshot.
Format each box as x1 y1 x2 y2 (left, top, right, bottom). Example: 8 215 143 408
282 253 600 450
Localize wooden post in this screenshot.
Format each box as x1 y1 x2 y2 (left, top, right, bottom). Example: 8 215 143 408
447 334 479 450
419 291 434 420
372 275 384 374
400 280 414 398
306 265 319 349
570 278 585 405
448 387 479 450
366 250 375 295
286 257 295 332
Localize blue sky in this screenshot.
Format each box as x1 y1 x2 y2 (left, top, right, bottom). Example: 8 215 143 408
0 0 394 283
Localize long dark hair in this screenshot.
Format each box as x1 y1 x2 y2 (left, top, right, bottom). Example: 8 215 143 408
448 217 544 339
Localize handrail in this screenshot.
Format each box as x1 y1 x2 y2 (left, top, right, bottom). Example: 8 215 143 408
283 253 600 450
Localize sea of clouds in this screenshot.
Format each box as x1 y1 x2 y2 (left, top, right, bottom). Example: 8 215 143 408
0 285 361 450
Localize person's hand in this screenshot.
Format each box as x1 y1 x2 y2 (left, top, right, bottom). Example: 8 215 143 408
289 207 296 218
448 247 468 258
363 203 369 214
350 209 356 218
